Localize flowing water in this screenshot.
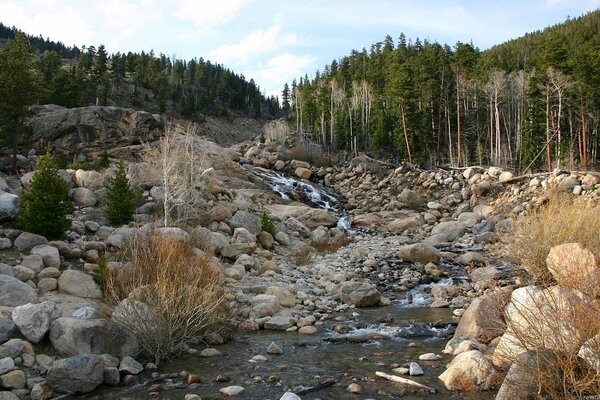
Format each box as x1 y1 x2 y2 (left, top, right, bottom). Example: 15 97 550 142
86 171 496 399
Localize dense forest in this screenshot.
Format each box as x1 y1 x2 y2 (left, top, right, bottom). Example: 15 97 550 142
286 11 600 171
0 22 281 118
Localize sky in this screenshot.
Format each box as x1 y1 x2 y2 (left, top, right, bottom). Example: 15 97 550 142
1 0 599 98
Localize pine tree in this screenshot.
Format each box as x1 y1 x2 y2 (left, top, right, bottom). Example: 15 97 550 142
104 160 135 226
19 148 72 238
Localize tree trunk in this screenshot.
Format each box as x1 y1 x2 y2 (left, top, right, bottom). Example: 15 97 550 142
401 104 413 163
456 71 462 166
546 86 552 170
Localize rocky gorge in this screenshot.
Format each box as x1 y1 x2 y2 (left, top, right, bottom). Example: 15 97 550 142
0 112 599 399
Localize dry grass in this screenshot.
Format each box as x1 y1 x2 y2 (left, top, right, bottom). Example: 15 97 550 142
287 143 333 168
500 196 600 284
312 234 354 254
104 232 229 364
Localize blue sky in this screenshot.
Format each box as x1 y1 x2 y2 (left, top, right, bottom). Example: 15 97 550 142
1 0 598 98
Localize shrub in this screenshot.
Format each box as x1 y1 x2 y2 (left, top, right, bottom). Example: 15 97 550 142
92 256 109 290
288 143 332 168
104 232 229 364
68 154 85 170
261 212 275 236
104 160 136 225
95 151 110 170
499 196 600 284
19 148 72 238
259 132 266 144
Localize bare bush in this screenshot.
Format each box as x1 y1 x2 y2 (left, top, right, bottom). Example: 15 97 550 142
104 232 229 364
500 196 600 284
287 143 334 168
312 234 354 254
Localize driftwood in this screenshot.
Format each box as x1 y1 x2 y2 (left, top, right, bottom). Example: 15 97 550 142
375 371 437 394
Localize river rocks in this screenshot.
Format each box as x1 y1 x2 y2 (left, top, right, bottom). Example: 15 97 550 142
119 356 143 375
264 316 294 331
31 245 61 268
0 369 25 389
346 383 363 393
456 252 486 266
397 243 440 263
298 326 318 335
219 385 245 396
0 192 19 221
431 221 467 241
494 352 544 400
439 350 501 391
200 348 222 357
295 167 312 180
453 288 510 343
74 170 105 190
12 301 61 343
57 270 102 298
409 362 424 376
337 281 382 307
230 211 262 236
0 320 17 345
280 392 302 400
250 295 280 317
387 212 424 233
46 354 104 394
498 171 513 183
0 275 38 307
0 357 15 375
546 243 599 296
266 342 283 355
265 287 296 307
49 318 139 357
72 187 97 207
14 232 48 252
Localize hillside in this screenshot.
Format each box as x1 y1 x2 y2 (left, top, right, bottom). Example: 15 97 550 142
0 22 281 120
287 10 600 172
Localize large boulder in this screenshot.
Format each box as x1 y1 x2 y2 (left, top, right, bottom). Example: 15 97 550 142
0 319 17 345
0 275 38 307
14 232 48 252
71 187 97 207
266 204 337 230
49 318 139 357
397 243 440 263
46 354 104 394
546 243 599 296
386 212 424 233
295 167 312 180
431 221 467 241
453 288 511 343
265 287 296 308
0 192 19 221
73 170 104 190
31 245 61 268
337 281 382 307
438 350 501 391
57 270 102 299
229 211 262 236
493 285 599 368
12 301 61 343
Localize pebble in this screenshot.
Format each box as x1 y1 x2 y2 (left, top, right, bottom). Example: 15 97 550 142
199 348 222 357
418 353 438 361
346 383 363 393
250 355 267 363
215 374 231 382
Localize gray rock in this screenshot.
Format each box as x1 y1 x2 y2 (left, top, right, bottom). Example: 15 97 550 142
438 350 501 391
199 348 222 357
397 243 440 263
219 386 245 396
264 316 294 330
12 301 61 343
0 275 38 307
558 176 579 192
0 238 11 250
74 170 104 190
0 263 13 277
431 221 467 241
409 362 424 376
57 270 102 299
12 265 35 282
46 354 104 394
71 188 97 207
0 319 17 345
103 366 120 385
49 318 139 357
0 192 19 221
0 357 15 375
30 245 61 268
14 232 48 252
266 342 283 355
337 281 381 307
0 391 19 400
0 369 25 389
230 211 261 236
0 339 25 359
19 255 44 274
119 356 143 375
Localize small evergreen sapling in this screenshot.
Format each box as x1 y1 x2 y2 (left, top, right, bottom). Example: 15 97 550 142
104 160 135 225
261 212 276 236
19 148 72 238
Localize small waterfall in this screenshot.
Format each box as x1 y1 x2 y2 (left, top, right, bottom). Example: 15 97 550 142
253 169 351 229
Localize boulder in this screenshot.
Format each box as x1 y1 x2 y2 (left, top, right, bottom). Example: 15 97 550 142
230 211 262 236
498 171 514 183
546 243 599 296
438 350 501 391
12 301 61 343
49 318 139 357
494 352 549 400
73 170 105 190
0 275 38 307
295 167 312 180
337 281 382 307
265 287 296 308
71 187 97 207
0 357 15 375
119 356 143 375
0 192 19 221
266 204 337 229
14 232 48 252
46 354 104 394
31 245 61 268
0 369 25 389
155 227 190 243
557 176 579 192
453 288 511 343
578 334 600 373
57 270 102 299
387 213 424 233
0 319 17 345
431 221 467 241
20 255 44 274
397 243 440 263
264 316 294 331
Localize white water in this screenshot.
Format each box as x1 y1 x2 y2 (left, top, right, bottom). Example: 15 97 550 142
398 278 454 307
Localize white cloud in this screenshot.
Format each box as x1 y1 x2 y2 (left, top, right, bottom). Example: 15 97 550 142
0 1 95 46
172 0 249 40
206 24 297 64
249 53 317 98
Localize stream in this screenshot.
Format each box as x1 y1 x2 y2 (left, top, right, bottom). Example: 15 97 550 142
85 169 496 400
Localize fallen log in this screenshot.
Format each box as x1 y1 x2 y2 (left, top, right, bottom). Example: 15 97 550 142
375 371 437 394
